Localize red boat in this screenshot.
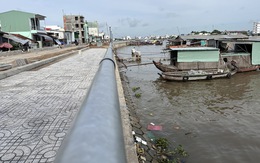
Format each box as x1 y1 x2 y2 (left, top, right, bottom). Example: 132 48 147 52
237 66 260 73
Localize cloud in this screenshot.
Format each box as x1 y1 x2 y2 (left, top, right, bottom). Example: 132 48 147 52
166 12 179 19
118 18 142 28
142 23 149 27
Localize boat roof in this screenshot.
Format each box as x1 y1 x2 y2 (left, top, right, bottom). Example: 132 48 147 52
175 34 248 41
169 47 219 51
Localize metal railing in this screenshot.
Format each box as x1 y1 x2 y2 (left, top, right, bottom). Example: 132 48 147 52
55 45 127 163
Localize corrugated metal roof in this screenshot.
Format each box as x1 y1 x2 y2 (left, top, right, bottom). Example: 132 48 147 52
176 34 248 41
34 33 53 42
170 47 219 51
0 10 45 19
3 34 30 45
245 36 260 42
12 34 34 41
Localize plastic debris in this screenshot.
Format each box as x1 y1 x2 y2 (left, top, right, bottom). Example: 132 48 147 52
132 131 135 135
135 136 148 146
136 144 144 155
135 136 142 142
147 124 162 131
141 140 147 145
146 131 156 141
140 156 146 161
150 122 155 126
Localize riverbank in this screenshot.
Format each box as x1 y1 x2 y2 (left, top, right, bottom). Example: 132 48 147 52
118 61 189 163
118 66 157 162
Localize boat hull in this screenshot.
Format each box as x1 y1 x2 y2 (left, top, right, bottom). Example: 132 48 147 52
152 60 177 72
237 66 260 73
160 70 236 82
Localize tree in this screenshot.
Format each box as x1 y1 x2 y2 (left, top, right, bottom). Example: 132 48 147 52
211 29 222 35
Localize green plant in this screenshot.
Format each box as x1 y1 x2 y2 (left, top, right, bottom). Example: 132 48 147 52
155 138 188 163
132 86 140 92
135 93 141 98
155 138 169 150
174 145 188 157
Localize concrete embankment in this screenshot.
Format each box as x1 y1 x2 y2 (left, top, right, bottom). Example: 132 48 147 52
113 41 129 49
0 45 87 80
113 41 158 162
117 63 158 162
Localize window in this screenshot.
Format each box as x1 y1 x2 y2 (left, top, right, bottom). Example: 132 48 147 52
31 18 36 30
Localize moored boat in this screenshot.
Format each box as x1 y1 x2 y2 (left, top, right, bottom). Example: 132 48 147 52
155 38 260 74
154 47 221 72
152 60 177 72
158 69 236 82
237 65 260 73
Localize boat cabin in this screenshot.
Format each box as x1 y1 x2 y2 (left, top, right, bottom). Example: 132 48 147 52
169 47 220 70
167 34 249 49
219 41 260 68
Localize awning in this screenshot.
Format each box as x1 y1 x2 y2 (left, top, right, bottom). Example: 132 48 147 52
0 42 13 49
3 34 30 45
54 39 62 45
34 33 53 42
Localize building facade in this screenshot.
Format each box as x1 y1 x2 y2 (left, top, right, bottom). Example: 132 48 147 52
84 22 89 43
88 21 102 43
63 15 85 44
253 22 260 35
45 25 66 44
0 10 53 48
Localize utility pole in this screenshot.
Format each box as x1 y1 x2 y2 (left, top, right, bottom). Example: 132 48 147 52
8 25 11 51
109 27 113 43
177 26 180 35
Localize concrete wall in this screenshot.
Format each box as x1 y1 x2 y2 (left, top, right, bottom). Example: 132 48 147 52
113 41 129 49
177 61 219 70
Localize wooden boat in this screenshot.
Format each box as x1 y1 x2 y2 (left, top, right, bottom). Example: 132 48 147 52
157 47 221 71
237 65 260 73
158 69 237 82
152 60 177 72
155 40 163 45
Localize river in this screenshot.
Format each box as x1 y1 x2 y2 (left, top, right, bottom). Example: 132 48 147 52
116 44 260 163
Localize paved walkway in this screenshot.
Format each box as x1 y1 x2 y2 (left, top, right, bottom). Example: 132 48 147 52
0 48 106 163
0 45 86 64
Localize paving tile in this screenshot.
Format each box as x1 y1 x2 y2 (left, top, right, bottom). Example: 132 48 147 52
0 48 106 162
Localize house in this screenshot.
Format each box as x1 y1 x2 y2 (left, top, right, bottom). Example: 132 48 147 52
88 21 99 43
253 22 260 35
0 30 33 51
168 34 249 48
0 10 53 48
45 25 66 45
63 15 85 44
0 31 6 43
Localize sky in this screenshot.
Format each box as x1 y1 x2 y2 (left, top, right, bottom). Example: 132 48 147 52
0 0 260 38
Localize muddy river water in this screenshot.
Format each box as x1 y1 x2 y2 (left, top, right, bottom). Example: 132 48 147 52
117 45 260 163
